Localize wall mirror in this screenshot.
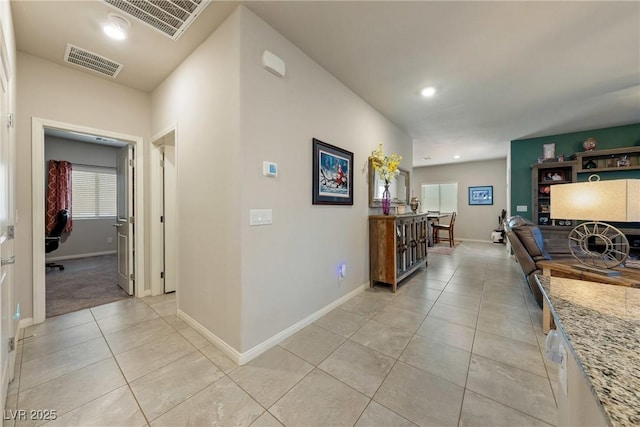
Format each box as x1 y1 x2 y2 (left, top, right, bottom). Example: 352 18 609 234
368 159 410 207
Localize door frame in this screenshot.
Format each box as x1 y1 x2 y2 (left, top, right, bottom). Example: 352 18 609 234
31 117 146 324
150 124 177 296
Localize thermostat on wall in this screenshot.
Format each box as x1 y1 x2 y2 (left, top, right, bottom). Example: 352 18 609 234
263 161 278 177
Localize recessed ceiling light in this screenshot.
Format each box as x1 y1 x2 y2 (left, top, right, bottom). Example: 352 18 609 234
421 86 436 97
454 155 460 159
103 13 130 41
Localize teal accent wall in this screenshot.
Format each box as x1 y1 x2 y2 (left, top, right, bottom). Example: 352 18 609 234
510 123 640 220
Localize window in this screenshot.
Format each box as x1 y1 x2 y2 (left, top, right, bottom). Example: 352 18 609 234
421 182 458 213
72 165 117 219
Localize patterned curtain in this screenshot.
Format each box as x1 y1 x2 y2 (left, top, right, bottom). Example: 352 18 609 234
46 160 73 233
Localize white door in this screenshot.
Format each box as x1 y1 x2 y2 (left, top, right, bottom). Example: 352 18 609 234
0 36 14 407
163 143 176 293
116 145 134 295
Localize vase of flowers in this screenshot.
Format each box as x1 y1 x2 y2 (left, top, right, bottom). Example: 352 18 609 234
369 143 402 215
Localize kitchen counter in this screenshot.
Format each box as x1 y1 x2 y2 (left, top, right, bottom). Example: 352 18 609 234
535 275 640 426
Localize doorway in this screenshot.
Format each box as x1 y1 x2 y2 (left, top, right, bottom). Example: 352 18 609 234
32 118 146 325
42 130 132 317
151 127 177 295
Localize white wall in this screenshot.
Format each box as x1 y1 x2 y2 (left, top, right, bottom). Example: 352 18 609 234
151 11 243 349
44 137 118 259
15 52 151 319
151 5 412 354
237 7 411 352
412 158 507 241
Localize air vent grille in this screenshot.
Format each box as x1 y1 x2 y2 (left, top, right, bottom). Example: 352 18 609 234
103 0 210 40
64 44 123 78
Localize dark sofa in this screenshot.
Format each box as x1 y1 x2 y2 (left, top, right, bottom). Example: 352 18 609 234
503 216 573 307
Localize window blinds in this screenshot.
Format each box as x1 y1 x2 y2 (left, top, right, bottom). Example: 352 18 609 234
71 165 117 218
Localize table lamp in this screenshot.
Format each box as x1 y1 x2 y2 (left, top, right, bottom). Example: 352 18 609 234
550 178 640 274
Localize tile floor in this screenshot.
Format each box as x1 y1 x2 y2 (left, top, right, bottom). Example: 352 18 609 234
6 242 558 426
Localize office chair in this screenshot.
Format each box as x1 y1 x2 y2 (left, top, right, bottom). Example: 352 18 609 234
45 209 69 271
433 211 457 247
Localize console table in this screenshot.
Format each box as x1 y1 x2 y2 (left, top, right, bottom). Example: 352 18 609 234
369 214 428 292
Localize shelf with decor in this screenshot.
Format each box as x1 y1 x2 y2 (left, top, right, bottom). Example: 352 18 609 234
531 160 577 229
575 146 640 173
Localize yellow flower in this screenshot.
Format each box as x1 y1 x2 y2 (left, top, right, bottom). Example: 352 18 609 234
369 143 402 183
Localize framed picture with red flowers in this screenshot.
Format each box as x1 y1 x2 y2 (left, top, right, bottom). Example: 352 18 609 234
312 138 354 205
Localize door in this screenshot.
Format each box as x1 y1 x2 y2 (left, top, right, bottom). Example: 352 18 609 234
116 145 134 295
0 35 14 406
163 143 176 293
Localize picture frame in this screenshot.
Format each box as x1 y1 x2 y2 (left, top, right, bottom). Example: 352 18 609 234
543 143 555 160
468 185 493 205
312 138 354 205
617 157 631 167
543 170 565 182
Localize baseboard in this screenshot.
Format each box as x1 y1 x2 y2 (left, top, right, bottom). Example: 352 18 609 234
16 318 33 341
177 282 368 365
237 282 367 364
456 238 493 243
46 251 117 262
177 309 242 364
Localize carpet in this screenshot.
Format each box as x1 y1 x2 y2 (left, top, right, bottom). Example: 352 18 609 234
428 243 458 255
46 254 130 318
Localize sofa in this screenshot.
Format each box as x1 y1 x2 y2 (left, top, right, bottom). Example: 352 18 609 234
504 216 573 307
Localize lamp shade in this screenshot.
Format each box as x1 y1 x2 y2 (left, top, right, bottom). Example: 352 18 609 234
550 179 640 222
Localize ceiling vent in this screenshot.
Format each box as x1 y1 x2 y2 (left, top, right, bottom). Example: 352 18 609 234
64 44 123 78
103 0 210 40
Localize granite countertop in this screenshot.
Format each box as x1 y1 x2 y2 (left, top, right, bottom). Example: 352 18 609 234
535 275 640 427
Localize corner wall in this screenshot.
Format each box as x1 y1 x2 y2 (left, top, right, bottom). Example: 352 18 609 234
412 158 507 242
151 5 413 355
151 10 243 349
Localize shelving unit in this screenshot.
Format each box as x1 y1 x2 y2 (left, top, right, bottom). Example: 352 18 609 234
575 146 640 173
531 160 577 228
369 214 428 292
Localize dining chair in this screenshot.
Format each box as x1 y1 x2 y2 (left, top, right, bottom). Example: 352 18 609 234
433 212 456 247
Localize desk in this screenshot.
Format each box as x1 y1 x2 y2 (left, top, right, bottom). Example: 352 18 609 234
534 275 640 426
537 260 640 333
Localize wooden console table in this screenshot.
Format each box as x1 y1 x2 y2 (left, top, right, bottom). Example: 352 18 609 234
369 214 428 292
537 260 640 333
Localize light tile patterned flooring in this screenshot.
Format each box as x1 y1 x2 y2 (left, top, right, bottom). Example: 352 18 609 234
6 242 558 426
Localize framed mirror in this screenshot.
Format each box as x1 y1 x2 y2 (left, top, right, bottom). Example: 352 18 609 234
368 159 410 208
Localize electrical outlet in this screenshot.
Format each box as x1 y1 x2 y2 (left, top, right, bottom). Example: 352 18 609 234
338 264 346 280
107 237 113 244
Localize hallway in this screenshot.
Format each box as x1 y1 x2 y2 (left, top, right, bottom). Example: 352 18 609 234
6 242 557 426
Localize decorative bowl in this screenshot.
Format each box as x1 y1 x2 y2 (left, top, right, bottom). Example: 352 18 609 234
583 137 597 151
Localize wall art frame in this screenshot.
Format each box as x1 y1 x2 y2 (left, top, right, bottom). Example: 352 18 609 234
468 185 493 205
312 138 354 205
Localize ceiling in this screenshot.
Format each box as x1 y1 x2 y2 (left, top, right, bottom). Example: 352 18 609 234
12 1 640 167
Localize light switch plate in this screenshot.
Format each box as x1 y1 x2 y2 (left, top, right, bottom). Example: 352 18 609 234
250 209 273 226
